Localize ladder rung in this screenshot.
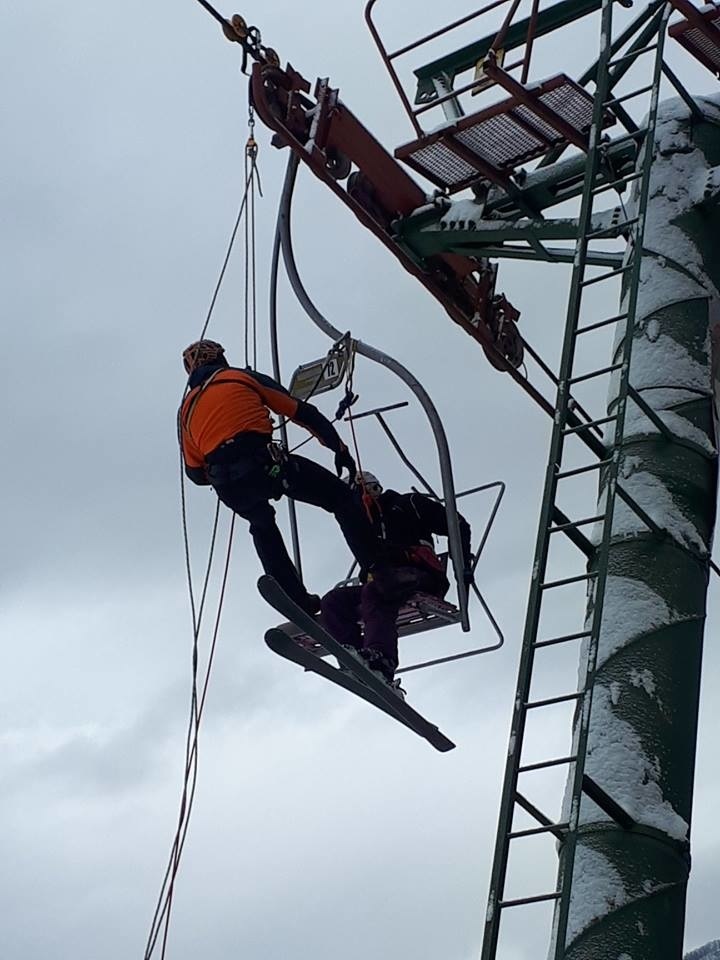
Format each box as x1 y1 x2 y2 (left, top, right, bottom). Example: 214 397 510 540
550 514 604 532
508 822 571 840
519 754 577 773
534 629 591 649
512 793 568 841
580 263 633 286
591 171 643 195
563 412 608 458
556 458 612 479
515 791 554 828
603 83 654 109
525 691 584 709
541 571 596 590
608 43 658 68
569 362 622 385
551 506 595 558
577 311 629 334
563 414 616 435
499 891 562 908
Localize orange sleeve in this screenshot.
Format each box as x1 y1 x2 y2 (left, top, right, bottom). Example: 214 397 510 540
180 394 205 468
245 370 342 451
246 370 299 419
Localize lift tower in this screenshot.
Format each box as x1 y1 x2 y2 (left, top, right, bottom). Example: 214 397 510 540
378 0 720 957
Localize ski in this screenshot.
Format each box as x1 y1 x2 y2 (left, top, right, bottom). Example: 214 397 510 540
258 575 456 753
265 628 416 731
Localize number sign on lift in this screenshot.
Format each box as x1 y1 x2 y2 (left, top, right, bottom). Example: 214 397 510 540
289 350 347 400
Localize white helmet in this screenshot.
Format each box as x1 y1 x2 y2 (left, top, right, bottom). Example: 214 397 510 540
356 470 383 496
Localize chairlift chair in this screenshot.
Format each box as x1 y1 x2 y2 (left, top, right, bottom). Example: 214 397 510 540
272 396 506 673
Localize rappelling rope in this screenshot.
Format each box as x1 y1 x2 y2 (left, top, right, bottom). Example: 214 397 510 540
145 119 260 960
340 340 363 474
201 158 259 345
244 107 263 369
144 514 235 960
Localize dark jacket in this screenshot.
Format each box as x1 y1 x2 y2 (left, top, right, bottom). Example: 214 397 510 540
364 489 472 575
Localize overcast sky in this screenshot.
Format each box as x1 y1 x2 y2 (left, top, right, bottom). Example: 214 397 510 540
2 2 719 959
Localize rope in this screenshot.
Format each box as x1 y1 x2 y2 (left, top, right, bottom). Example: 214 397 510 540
244 109 263 368
339 339 361 468
144 142 259 960
199 165 257 344
192 0 227 28
144 511 235 960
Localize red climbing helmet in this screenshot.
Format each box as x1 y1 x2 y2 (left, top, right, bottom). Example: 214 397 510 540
182 339 226 374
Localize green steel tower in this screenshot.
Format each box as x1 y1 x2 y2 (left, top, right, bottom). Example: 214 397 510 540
360 3 720 954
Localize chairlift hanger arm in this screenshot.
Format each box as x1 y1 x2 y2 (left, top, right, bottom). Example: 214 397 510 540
275 152 471 631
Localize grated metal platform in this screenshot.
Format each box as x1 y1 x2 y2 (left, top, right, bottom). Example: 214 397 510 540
669 3 720 76
395 74 603 192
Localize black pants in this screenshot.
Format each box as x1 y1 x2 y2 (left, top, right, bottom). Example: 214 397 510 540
321 566 445 666
212 453 377 607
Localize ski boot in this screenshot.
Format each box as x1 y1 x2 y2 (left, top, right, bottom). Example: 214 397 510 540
359 647 406 699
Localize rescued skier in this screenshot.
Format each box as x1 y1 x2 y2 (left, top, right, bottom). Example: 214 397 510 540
320 471 473 686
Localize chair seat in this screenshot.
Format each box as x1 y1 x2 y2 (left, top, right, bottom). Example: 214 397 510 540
277 590 462 657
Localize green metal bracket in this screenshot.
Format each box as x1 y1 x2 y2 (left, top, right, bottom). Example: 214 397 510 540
393 204 629 265
485 137 638 218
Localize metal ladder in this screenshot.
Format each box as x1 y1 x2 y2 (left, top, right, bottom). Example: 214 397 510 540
480 2 672 958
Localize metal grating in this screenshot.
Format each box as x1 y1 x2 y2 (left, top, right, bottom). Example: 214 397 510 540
456 113 546 167
540 84 595 130
395 74 600 193
670 10 720 73
407 140 479 186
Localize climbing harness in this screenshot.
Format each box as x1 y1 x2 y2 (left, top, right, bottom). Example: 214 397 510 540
266 439 287 478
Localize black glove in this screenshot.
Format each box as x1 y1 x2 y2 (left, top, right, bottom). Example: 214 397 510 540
334 445 356 479
463 564 475 587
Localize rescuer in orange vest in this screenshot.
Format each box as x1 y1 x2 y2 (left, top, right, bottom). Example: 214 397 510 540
179 339 378 614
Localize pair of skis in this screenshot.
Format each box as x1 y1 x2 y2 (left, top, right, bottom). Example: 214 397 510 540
259 575 455 753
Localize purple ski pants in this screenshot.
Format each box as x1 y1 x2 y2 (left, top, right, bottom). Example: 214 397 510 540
320 566 444 666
